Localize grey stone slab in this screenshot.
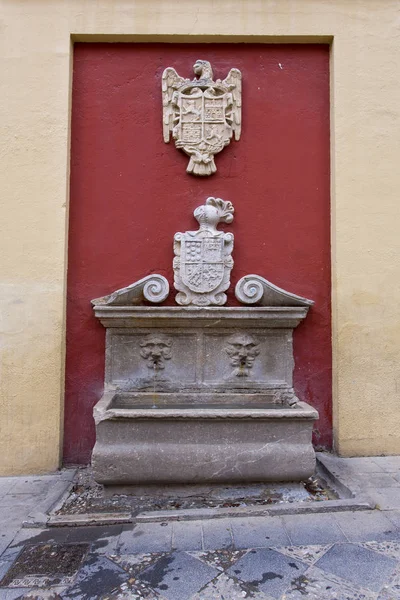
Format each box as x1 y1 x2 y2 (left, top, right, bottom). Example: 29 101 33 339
65 525 123 555
341 457 387 473
371 456 400 473
139 551 219 600
202 519 233 550
0 480 18 499
361 540 400 561
364 473 400 488
22 585 68 598
0 589 31 599
172 520 203 551
282 513 347 546
282 564 377 600
315 542 398 592
227 548 307 599
378 565 400 599
271 544 331 566
10 477 55 496
384 510 400 529
8 528 70 551
333 510 400 542
60 554 129 600
370 488 400 510
0 496 38 509
0 529 19 557
118 523 172 554
190 572 274 600
0 558 15 581
231 516 290 549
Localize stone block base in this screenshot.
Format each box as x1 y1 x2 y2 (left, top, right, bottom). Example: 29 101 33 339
92 393 318 485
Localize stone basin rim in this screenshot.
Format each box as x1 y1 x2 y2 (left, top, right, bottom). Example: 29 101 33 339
94 398 318 423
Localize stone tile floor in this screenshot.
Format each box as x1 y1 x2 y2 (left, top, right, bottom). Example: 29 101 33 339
1 455 400 599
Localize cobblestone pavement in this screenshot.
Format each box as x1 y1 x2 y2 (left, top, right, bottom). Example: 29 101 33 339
1 456 400 599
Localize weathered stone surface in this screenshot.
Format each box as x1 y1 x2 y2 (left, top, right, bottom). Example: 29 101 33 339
92 395 317 485
91 274 169 306
94 307 308 392
173 197 234 306
162 60 241 176
91 303 317 486
235 274 313 307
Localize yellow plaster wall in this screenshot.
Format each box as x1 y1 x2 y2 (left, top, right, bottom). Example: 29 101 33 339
0 0 399 473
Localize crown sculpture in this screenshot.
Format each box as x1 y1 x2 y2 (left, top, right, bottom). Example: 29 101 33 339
162 59 242 176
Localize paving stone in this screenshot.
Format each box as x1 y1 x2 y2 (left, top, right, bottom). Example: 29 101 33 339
384 510 400 529
202 519 233 550
363 473 400 488
361 540 400 561
0 530 19 557
282 564 378 599
190 572 274 599
338 457 386 473
0 500 38 529
9 528 70 551
333 510 400 542
102 579 162 599
226 548 307 599
10 478 55 496
231 516 290 549
371 457 400 473
118 523 172 554
271 544 331 566
371 488 400 510
171 520 203 551
0 589 32 599
378 566 400 600
0 480 18 499
109 552 167 578
189 548 245 572
349 458 388 472
60 554 129 600
66 525 123 555
21 586 68 598
315 542 398 592
0 558 15 581
282 513 347 545
138 551 219 600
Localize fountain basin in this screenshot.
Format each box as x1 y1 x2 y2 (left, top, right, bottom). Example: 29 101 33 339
92 391 318 485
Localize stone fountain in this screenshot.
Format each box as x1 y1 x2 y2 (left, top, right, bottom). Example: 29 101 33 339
91 197 318 487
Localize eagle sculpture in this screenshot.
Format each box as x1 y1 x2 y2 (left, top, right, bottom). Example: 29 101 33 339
162 60 242 176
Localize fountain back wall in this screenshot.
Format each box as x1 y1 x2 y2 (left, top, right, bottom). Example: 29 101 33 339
65 43 331 464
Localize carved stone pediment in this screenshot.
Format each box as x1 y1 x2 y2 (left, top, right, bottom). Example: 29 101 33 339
91 275 169 306
235 274 313 307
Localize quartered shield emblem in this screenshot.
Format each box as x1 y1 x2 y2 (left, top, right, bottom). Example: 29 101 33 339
181 237 225 293
173 197 235 306
162 60 242 176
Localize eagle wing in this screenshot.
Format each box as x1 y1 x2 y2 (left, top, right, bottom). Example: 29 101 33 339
222 68 242 141
162 67 188 142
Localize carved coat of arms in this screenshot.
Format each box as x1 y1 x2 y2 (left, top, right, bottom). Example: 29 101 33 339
173 197 234 306
162 60 242 176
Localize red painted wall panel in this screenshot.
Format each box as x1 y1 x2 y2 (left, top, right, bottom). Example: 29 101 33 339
65 43 331 464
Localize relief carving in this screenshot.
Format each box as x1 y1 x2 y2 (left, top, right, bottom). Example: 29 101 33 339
273 388 299 406
162 60 242 176
140 334 172 371
225 333 260 377
173 197 234 306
